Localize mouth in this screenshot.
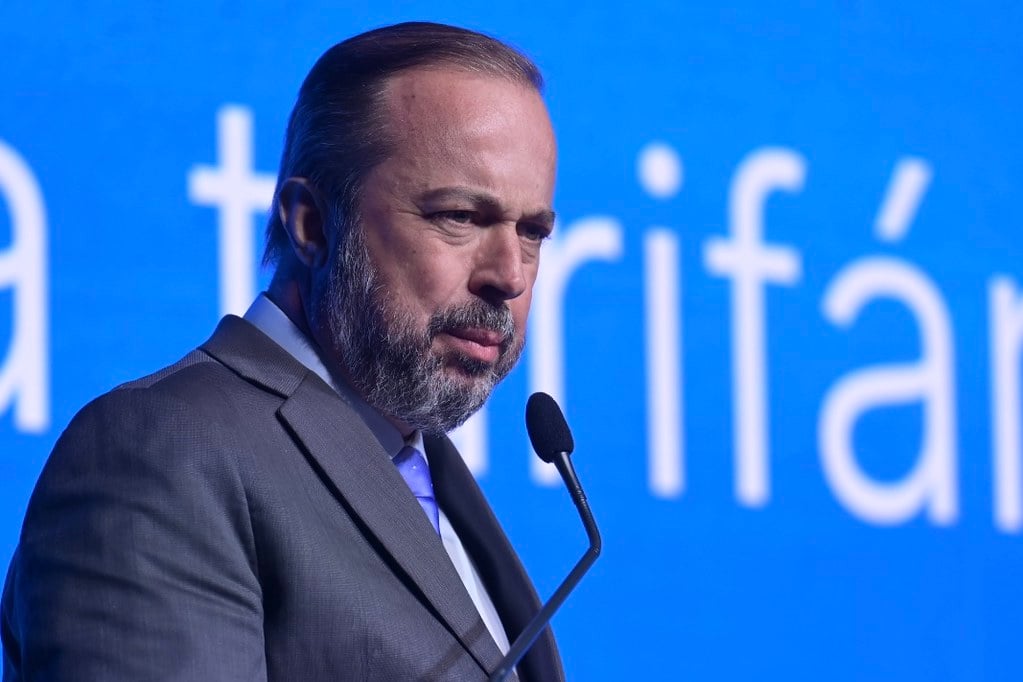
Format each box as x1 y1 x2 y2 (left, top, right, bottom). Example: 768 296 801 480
437 327 509 365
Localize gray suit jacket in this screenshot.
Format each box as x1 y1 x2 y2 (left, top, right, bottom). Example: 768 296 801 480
1 316 563 681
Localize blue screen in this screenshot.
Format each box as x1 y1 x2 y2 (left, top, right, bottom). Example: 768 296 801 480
3 2 1022 679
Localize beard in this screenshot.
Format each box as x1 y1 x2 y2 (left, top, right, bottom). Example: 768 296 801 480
313 220 524 435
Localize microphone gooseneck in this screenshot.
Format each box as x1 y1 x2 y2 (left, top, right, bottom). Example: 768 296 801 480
489 392 602 682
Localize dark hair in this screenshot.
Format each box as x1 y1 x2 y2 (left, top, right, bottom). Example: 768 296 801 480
262 21 544 266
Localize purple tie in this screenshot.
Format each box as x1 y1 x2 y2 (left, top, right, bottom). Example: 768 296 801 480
394 445 441 536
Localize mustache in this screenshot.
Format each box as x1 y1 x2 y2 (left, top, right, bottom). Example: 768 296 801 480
427 300 515 347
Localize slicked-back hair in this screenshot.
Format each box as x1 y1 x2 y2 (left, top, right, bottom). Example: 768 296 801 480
262 21 544 266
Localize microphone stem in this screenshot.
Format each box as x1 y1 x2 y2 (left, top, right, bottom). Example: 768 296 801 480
489 452 602 682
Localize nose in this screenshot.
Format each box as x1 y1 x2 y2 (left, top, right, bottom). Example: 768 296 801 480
469 226 528 304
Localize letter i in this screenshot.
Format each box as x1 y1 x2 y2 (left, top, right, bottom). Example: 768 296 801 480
639 143 684 497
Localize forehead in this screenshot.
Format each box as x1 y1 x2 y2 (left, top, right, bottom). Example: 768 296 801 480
379 67 554 152
369 67 557 207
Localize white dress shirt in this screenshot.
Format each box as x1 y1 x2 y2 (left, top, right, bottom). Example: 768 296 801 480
243 294 511 654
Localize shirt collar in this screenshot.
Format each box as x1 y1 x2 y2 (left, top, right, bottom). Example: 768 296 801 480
243 293 410 459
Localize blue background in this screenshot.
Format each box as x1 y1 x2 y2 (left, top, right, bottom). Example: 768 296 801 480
3 2 1023 679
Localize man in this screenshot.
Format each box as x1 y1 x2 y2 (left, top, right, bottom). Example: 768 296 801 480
1 22 563 681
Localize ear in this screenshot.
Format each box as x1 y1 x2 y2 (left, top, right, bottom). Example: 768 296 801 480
278 177 328 269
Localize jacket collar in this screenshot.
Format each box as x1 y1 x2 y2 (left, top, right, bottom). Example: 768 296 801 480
200 316 507 673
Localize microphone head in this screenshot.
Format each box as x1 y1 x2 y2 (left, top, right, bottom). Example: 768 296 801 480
525 392 575 463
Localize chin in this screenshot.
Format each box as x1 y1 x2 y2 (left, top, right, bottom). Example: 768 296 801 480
442 353 497 380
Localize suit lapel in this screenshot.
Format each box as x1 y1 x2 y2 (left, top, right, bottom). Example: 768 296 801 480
202 317 505 673
426 434 565 682
201 316 309 398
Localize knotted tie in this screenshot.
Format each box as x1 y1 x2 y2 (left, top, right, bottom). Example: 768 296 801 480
394 445 441 536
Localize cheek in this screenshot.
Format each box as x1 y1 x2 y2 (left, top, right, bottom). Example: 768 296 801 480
413 249 477 298
509 292 534 334
381 254 472 318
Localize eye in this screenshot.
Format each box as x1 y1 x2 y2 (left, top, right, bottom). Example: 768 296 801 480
430 210 476 225
519 222 552 243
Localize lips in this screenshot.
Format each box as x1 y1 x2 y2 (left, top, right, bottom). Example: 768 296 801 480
439 327 509 364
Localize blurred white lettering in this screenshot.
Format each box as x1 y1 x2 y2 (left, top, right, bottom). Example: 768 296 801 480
529 217 623 484
450 409 488 477
703 148 804 507
989 276 1023 532
819 258 957 525
188 105 275 317
637 144 686 498
644 229 684 498
0 140 49 433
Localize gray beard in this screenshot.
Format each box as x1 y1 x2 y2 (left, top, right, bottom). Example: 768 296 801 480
315 221 523 435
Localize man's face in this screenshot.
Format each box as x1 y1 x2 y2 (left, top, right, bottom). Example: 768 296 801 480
315 67 557 434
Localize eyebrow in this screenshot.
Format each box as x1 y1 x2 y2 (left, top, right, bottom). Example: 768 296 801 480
416 186 556 226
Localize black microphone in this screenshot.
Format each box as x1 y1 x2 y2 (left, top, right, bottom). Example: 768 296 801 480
489 392 602 682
